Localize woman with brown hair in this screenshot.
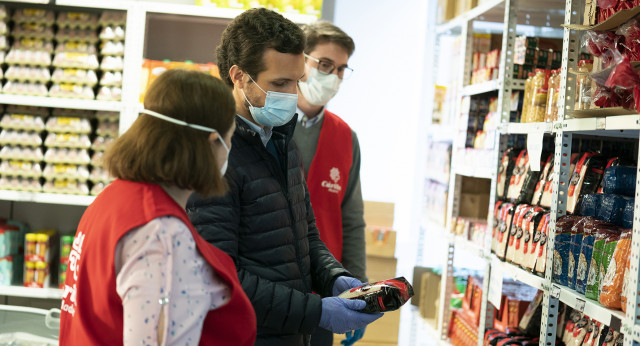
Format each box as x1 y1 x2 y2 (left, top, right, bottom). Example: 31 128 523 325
59 69 256 346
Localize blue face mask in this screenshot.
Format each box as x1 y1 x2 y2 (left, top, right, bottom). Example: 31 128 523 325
241 74 298 127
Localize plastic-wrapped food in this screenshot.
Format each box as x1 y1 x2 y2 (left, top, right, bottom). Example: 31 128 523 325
51 69 98 86
567 153 605 215
525 69 550 122
602 166 637 196
506 204 533 263
495 203 516 259
623 198 634 229
585 225 621 300
569 217 594 290
621 248 632 312
4 66 51 83
513 207 544 267
562 310 582 345
99 11 127 26
492 201 505 253
522 73 535 121
523 211 547 270
56 12 99 29
45 117 92 134
582 320 602 346
498 148 519 199
507 150 541 204
48 84 95 100
42 179 89 195
96 86 122 101
0 130 42 147
100 56 124 71
52 52 99 70
599 228 631 309
531 155 553 206
0 114 45 131
2 81 48 97
0 160 42 178
553 215 582 286
0 146 43 162
616 17 640 61
100 41 125 56
44 133 91 149
11 23 55 40
598 194 628 226
91 136 116 152
534 214 551 275
5 48 52 66
13 9 55 24
42 164 89 182
568 315 590 345
44 148 91 165
338 277 413 313
99 26 126 41
55 27 99 44
55 41 97 55
0 176 41 192
11 38 54 53
580 194 604 217
99 71 123 87
577 220 608 294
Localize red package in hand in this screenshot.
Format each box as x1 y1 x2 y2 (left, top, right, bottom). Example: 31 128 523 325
338 277 414 313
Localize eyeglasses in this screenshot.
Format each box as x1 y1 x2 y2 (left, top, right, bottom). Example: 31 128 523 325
304 53 353 79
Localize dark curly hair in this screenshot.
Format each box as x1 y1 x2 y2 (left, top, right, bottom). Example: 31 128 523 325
216 8 305 87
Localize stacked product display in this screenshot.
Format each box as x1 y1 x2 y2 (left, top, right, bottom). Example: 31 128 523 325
0 7 126 101
88 110 118 196
139 59 220 102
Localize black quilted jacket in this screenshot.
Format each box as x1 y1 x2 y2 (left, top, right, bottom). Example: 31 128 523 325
187 115 350 346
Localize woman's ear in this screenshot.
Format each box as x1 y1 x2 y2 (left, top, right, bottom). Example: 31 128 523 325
229 65 245 89
208 131 220 144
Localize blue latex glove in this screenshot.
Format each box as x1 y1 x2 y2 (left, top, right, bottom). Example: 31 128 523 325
319 297 382 334
341 327 366 346
332 276 364 296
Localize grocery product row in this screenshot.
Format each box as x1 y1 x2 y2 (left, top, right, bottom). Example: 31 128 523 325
0 105 117 196
195 0 323 17
0 6 126 101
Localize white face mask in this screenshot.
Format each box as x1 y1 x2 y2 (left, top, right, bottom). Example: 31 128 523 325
298 67 342 106
140 109 230 175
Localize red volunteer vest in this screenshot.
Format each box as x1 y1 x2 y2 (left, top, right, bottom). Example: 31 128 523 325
59 180 256 346
306 110 353 261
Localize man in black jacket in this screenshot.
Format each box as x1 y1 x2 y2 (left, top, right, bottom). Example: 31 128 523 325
187 8 381 346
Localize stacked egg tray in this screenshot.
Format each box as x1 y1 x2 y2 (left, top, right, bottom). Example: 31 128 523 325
1 7 126 100
0 105 118 195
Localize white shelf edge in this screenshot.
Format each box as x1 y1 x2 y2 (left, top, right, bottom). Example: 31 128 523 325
562 115 640 137
454 166 494 179
633 324 640 343
0 190 94 206
553 284 625 331
461 80 499 96
501 121 553 134
491 255 545 290
436 0 505 34
453 235 486 259
0 95 122 112
0 285 63 300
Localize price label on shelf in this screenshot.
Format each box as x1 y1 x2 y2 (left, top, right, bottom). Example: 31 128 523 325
488 260 503 309
575 298 586 312
551 285 561 299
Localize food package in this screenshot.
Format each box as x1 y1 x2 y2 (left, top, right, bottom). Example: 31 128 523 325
99 26 126 41
5 49 51 67
541 153 580 209
497 148 519 199
622 198 634 229
531 154 553 206
553 215 582 286
43 148 91 165
91 151 104 168
576 219 608 294
496 204 517 260
582 320 602 346
13 9 55 24
338 276 413 313
493 201 505 253
580 194 604 217
44 133 91 149
91 136 115 152
55 27 99 44
52 52 99 70
55 41 97 55
523 212 547 271
562 310 582 345
599 228 631 309
42 164 89 182
0 130 43 147
507 150 541 204
100 41 125 56
517 290 544 337
0 177 42 192
42 179 89 195
621 247 632 312
0 161 42 178
0 114 45 132
100 56 124 71
0 146 43 162
569 217 593 290
96 121 119 137
534 214 551 275
56 12 99 29
96 86 122 101
51 69 98 86
2 81 48 97
99 71 123 87
567 153 606 214
506 204 533 263
568 315 590 345
598 194 629 226
90 182 106 196
602 166 637 196
513 207 544 267
4 66 51 83
89 166 112 184
95 111 119 123
45 117 92 134
600 328 619 346
99 11 127 26
586 224 623 300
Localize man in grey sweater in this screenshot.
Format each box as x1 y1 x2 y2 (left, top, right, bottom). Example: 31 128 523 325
294 21 368 346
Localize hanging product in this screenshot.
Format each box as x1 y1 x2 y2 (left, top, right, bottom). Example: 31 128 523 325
497 148 519 199
553 215 582 286
599 228 631 309
531 154 553 206
566 153 606 215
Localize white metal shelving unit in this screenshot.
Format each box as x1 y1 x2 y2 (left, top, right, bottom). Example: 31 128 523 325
418 0 640 345
0 0 317 301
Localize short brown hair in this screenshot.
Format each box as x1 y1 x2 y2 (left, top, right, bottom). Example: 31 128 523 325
216 8 305 87
302 21 355 57
105 69 235 197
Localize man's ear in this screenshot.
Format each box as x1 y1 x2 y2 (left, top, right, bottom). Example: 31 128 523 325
229 65 245 89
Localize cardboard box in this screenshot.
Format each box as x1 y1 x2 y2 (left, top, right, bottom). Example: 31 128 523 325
459 192 490 219
437 0 456 23
411 266 432 307
419 271 441 322
363 201 394 228
365 227 396 258
366 255 397 283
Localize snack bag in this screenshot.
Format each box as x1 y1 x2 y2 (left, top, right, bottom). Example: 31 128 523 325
507 150 541 204
506 204 532 263
562 310 582 345
582 320 601 346
623 198 634 229
524 211 546 271
338 276 414 313
580 194 603 217
569 315 590 345
492 201 505 253
497 148 519 199
598 194 628 226
531 154 553 206
567 153 605 215
585 224 621 301
496 204 516 260
602 166 637 196
576 219 608 294
569 217 592 289
599 229 631 309
553 215 582 286
514 207 544 267
534 214 551 275
621 247 631 313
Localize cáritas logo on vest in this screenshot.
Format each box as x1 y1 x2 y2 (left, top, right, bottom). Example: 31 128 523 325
321 167 342 194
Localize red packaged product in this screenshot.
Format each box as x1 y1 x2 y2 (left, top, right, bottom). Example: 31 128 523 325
617 0 635 11
493 201 505 252
514 207 544 267
496 204 516 259
534 213 551 274
338 276 414 313
506 204 533 263
562 310 582 345
524 211 547 270
531 154 553 206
